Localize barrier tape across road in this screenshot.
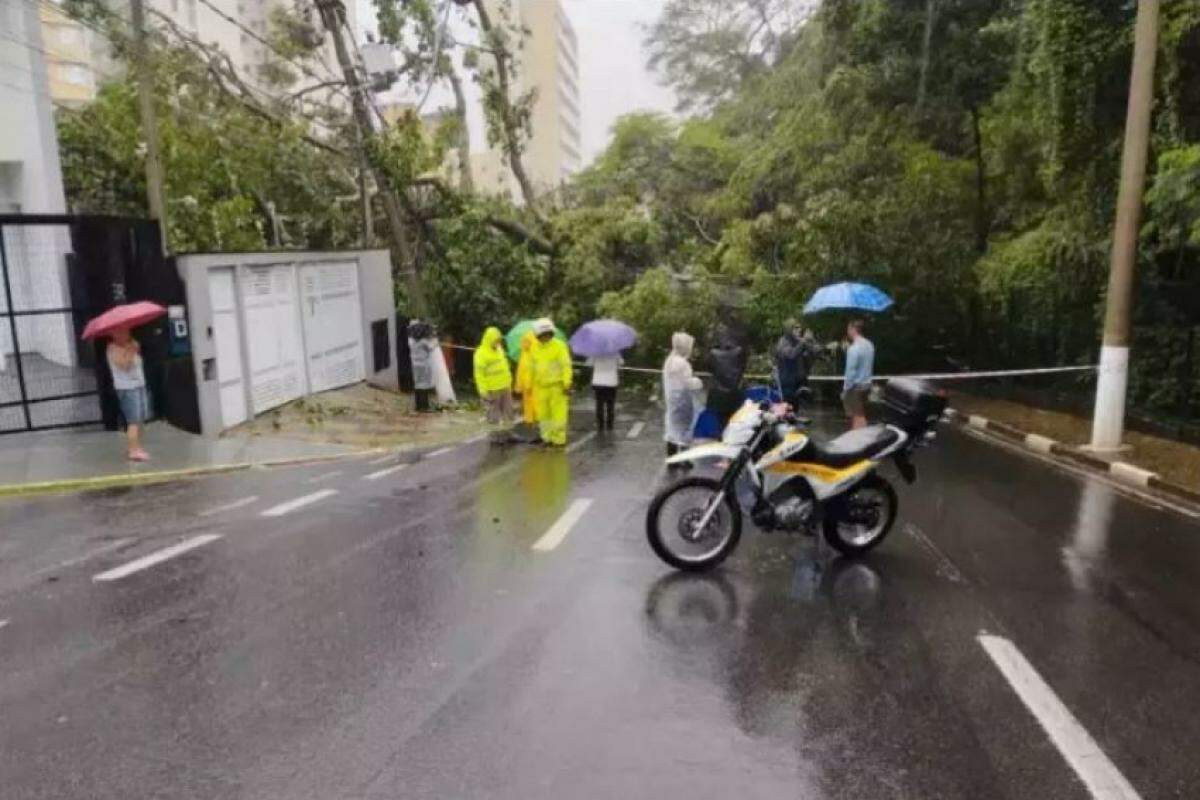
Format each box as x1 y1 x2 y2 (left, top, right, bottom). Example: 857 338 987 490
440 343 1096 383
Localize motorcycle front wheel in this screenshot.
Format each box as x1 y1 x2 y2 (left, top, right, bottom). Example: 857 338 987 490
646 476 743 571
822 474 898 557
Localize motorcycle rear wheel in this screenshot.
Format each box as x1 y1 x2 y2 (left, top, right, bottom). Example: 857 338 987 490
822 474 898 557
646 476 743 571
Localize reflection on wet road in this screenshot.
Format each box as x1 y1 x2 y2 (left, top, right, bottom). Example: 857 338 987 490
1 410 1198 798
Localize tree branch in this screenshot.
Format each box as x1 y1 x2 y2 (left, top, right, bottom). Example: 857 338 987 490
151 10 349 157
470 0 543 219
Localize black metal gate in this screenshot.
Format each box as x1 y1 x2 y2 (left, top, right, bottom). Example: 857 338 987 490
0 214 170 434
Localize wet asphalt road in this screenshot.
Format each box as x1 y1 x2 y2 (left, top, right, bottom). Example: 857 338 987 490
2 408 1200 799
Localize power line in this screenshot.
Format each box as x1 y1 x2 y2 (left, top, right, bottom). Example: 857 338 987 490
192 0 348 100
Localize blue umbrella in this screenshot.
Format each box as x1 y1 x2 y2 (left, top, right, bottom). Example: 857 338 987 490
569 319 638 358
803 282 894 314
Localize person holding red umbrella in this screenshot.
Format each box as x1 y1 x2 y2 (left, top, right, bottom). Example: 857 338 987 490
82 301 165 462
107 327 150 461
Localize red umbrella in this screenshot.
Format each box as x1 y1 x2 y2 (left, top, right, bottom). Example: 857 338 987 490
81 301 167 341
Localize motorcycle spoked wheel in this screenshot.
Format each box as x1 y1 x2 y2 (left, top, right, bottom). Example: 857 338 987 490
646 476 743 571
822 474 898 557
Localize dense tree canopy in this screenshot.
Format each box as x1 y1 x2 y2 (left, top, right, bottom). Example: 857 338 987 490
56 0 1200 424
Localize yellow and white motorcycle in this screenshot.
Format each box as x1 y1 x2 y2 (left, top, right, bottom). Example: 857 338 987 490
645 379 947 571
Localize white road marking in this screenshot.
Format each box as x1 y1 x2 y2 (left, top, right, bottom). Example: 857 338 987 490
368 452 399 465
92 535 223 583
465 434 488 444
28 538 135 580
364 464 408 481
0 619 8 630
532 498 594 552
977 633 1142 800
565 432 597 453
425 446 455 458
198 495 259 517
307 470 343 484
260 489 338 518
627 421 645 439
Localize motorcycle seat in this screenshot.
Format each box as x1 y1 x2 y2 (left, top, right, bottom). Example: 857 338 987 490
805 425 900 468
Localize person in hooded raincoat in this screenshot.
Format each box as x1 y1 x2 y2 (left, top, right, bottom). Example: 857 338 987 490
408 320 437 412
706 324 748 431
531 318 572 446
474 326 514 429
514 331 539 426
663 332 703 457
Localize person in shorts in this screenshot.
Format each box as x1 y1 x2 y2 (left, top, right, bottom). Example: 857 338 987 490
842 319 874 430
107 328 151 461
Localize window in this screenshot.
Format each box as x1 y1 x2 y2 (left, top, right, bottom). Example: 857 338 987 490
60 64 93 87
54 26 84 49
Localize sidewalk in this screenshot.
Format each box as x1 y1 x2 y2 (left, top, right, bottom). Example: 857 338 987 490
0 423 363 496
950 393 1199 490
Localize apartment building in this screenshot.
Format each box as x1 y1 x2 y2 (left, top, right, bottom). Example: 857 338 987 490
473 0 582 199
32 0 350 108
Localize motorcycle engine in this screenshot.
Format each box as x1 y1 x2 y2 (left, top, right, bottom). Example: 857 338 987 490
766 482 814 531
775 497 814 530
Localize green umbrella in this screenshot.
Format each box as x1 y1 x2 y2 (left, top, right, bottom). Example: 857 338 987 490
505 319 566 361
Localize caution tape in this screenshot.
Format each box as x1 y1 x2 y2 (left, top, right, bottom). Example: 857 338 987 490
438 342 1095 382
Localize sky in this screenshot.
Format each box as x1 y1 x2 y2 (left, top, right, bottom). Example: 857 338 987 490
357 0 678 165
562 0 677 161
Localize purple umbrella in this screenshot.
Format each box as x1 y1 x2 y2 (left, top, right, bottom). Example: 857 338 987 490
569 319 638 358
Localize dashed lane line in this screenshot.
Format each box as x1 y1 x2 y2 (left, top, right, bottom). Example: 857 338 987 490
532 498 594 552
198 496 259 517
364 464 408 481
307 470 343 484
29 538 135 580
627 421 645 439
425 446 455 458
978 633 1142 800
565 432 597 453
260 489 338 518
92 535 223 583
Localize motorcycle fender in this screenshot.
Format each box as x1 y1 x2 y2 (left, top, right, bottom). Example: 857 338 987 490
665 443 741 465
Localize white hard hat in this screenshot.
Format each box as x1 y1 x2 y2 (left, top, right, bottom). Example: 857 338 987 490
532 318 555 335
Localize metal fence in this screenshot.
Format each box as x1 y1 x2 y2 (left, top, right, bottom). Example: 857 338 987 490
0 215 102 433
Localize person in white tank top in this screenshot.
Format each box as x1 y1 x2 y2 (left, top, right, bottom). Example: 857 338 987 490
107 328 150 461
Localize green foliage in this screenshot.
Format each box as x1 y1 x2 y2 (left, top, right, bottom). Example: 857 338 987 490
423 201 549 343
56 46 358 253
598 268 719 365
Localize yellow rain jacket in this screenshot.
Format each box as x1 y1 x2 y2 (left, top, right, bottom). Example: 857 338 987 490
515 332 538 424
532 336 572 445
473 327 512 395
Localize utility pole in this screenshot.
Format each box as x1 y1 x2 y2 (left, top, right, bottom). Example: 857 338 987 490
1091 0 1160 451
314 0 425 313
129 0 168 241
354 124 373 246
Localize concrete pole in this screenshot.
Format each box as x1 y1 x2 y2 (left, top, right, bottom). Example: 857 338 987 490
129 0 168 240
1091 0 1159 451
314 0 425 314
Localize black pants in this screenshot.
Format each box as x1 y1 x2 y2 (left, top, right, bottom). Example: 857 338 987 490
415 389 432 412
594 385 617 430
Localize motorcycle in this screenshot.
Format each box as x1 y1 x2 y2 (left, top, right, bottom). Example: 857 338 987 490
645 378 947 571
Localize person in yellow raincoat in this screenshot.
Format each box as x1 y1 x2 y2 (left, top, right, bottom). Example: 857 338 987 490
514 331 538 425
473 327 513 428
531 318 572 446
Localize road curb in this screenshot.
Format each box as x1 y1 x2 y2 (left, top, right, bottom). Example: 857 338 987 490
946 410 1200 508
0 449 381 500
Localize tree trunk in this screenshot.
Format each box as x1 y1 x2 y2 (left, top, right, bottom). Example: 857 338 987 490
916 0 937 111
315 0 424 314
446 65 474 193
470 0 542 216
971 105 988 253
